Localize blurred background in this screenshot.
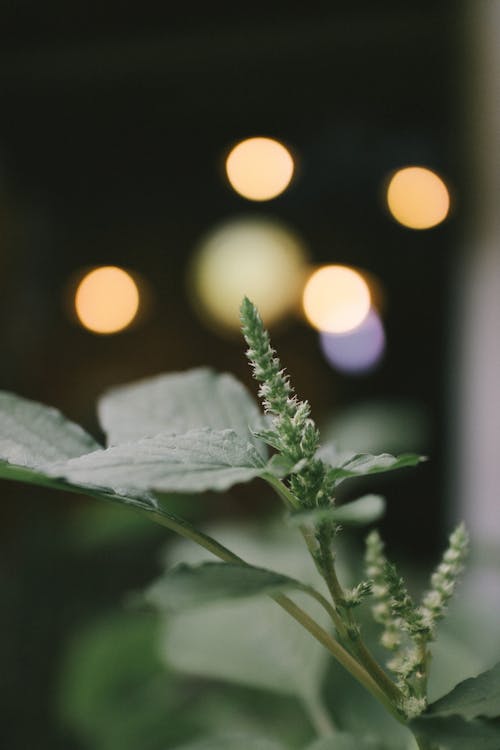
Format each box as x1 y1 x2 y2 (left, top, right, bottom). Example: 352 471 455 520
1 2 499 748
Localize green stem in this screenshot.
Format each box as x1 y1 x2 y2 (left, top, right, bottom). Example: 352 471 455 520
414 636 430 699
316 523 404 707
265 474 405 711
11 466 404 725
272 592 404 723
263 473 301 510
415 735 437 750
150 504 342 632
145 504 404 723
301 585 345 634
301 693 337 737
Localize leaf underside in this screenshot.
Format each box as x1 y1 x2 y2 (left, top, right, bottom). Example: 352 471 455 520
145 561 306 612
327 452 424 486
427 661 500 720
410 714 500 750
159 524 330 700
289 495 386 528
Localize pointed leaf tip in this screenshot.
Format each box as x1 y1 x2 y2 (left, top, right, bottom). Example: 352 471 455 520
427 661 500 720
145 561 307 612
288 494 386 528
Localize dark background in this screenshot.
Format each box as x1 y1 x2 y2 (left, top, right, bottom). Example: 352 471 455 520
0 3 463 748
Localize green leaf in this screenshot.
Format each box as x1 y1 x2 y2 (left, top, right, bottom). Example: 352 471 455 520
159 523 330 702
427 662 500 720
306 734 386 749
426 623 486 704
45 428 266 494
0 391 99 467
289 495 386 528
171 735 287 750
264 453 307 479
98 368 267 455
145 561 308 611
410 715 500 749
325 451 424 486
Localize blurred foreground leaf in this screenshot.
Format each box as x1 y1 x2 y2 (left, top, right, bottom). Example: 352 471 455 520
171 735 287 750
58 612 198 750
289 495 385 528
306 734 386 749
324 451 424 487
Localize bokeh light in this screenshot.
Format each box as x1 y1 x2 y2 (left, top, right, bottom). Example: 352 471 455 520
189 217 308 332
74 266 140 334
319 308 385 374
386 166 450 229
302 265 371 333
225 137 294 201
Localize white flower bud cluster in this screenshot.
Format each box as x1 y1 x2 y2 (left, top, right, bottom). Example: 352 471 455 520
401 695 427 720
418 522 469 637
365 523 469 717
344 580 373 607
365 531 403 652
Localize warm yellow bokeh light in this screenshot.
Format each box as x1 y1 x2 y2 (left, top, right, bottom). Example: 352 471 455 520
190 218 308 332
75 266 140 334
302 265 371 334
225 137 294 201
386 166 450 229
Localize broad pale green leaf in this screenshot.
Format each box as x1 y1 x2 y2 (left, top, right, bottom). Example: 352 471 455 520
325 451 424 486
0 461 98 501
98 368 267 454
306 734 386 750
45 428 266 494
410 715 500 749
289 495 386 528
0 459 160 511
171 735 286 750
427 662 500 720
159 524 331 702
145 561 308 612
0 391 99 467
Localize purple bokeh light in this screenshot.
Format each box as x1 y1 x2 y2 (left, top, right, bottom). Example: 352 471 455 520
319 308 385 375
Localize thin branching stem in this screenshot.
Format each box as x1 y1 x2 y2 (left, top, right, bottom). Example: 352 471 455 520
316 526 404 705
143 504 405 723
266 471 404 708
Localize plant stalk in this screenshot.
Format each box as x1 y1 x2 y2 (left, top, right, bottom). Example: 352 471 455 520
316 528 404 707
264 474 405 710
301 694 337 737
144 503 405 723
415 735 438 750
22 470 405 725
